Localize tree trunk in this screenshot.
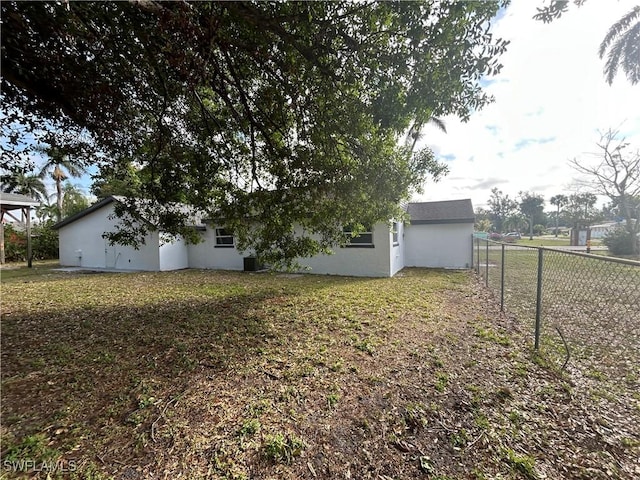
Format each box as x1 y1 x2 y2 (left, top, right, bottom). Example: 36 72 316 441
529 215 534 240
56 177 63 221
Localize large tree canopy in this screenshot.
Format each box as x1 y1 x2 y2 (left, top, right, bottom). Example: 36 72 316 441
1 1 508 264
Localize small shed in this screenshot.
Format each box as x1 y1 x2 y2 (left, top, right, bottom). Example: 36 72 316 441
404 199 475 269
53 196 190 271
0 192 40 266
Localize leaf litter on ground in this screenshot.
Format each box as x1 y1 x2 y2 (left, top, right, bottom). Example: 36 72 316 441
1 268 638 479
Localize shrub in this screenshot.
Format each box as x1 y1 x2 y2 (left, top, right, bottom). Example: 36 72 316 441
603 227 638 255
2 221 59 262
3 224 27 262
32 221 59 260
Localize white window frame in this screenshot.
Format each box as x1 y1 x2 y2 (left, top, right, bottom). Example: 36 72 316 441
343 224 374 248
215 227 234 247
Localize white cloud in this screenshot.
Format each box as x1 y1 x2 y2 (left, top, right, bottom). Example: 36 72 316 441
415 0 640 211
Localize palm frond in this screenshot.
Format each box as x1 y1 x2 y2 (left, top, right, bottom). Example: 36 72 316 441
429 117 447 134
604 35 625 85
599 6 640 58
621 21 640 84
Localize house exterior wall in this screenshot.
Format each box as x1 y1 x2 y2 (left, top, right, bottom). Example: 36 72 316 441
404 222 473 269
159 234 189 271
389 220 404 276
58 203 161 271
296 222 392 277
187 225 245 271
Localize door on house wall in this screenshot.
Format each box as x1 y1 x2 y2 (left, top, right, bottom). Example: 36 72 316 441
104 239 117 268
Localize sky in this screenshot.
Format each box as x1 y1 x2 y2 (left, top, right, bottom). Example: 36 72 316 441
413 0 640 212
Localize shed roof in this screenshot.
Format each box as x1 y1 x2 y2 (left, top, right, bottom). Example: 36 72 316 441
52 196 117 229
407 199 475 225
0 192 40 210
52 196 207 230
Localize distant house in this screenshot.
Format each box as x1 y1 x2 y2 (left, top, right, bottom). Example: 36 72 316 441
53 197 474 276
589 221 623 239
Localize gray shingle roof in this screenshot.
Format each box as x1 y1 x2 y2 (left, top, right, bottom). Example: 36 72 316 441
407 199 474 224
0 192 40 209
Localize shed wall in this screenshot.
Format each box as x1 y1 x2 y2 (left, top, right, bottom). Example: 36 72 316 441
58 203 160 271
404 222 473 269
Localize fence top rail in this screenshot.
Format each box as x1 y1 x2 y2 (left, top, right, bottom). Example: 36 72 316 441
538 247 640 266
475 238 640 267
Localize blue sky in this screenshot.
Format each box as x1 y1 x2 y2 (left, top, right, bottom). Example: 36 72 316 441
414 0 640 211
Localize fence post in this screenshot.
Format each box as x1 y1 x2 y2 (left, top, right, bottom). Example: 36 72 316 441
500 243 505 312
485 239 489 287
476 238 480 274
534 248 544 351
471 234 474 271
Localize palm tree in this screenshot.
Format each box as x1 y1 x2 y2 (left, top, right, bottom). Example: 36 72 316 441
37 145 86 221
599 6 640 85
1 171 48 202
405 116 447 152
35 202 60 223
550 194 568 237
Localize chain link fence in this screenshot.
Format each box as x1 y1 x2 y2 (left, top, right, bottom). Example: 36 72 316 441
473 236 640 397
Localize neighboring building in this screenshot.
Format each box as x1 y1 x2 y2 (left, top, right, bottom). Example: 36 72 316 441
404 199 475 269
53 197 474 277
589 221 624 239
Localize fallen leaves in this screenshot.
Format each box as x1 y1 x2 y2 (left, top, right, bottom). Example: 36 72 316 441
1 268 638 478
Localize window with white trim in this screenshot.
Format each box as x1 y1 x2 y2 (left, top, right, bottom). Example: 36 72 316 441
392 222 399 246
215 228 234 247
343 224 374 247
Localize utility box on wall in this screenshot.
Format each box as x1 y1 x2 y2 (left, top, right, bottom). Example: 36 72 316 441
243 256 260 272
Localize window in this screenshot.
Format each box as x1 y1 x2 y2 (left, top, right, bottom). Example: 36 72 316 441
215 228 234 247
343 224 374 248
392 222 399 246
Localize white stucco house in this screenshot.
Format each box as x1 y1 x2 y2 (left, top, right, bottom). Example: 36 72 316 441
53 196 474 277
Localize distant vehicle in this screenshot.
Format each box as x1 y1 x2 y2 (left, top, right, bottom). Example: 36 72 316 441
504 232 521 240
489 232 503 240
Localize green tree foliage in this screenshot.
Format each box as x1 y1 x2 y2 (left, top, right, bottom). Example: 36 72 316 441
1 1 509 265
487 188 517 233
1 222 58 261
562 192 599 229
603 227 639 256
533 1 640 85
474 207 492 232
518 191 545 239
91 162 144 199
61 183 90 219
570 129 640 254
549 194 568 236
0 170 47 202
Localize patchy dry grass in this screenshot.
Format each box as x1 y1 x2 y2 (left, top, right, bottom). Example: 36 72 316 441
1 268 639 479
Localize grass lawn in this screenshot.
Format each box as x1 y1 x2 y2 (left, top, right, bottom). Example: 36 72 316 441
2 268 638 479
0 259 61 281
